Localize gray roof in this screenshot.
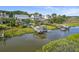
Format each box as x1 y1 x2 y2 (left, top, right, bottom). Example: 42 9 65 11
14 14 30 19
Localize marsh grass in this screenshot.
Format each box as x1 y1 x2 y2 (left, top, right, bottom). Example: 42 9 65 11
46 25 56 30
0 24 9 28
38 34 79 52
64 23 79 27
4 27 34 37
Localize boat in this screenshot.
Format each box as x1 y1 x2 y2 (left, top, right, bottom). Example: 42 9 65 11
60 25 70 31
62 25 70 29
60 27 67 31
31 25 47 33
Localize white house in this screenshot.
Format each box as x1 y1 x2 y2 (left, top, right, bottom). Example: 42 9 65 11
31 15 35 20
31 14 40 20
0 13 9 18
31 14 46 21
44 15 51 19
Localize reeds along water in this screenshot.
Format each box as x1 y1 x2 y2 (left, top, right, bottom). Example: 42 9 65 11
0 30 5 38
0 37 6 48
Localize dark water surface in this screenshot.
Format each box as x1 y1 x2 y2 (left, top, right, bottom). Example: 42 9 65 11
0 27 79 52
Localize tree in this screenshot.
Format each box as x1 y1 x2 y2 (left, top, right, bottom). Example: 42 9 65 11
48 14 67 24
9 12 14 17
0 18 16 26
6 18 16 27
34 12 39 15
22 19 31 24
51 13 57 18
54 15 66 24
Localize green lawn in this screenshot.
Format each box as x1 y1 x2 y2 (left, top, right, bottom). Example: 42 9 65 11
37 34 79 52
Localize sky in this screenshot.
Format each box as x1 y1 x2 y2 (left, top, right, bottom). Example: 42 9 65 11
0 6 79 16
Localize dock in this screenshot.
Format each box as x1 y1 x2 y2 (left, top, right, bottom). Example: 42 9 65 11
53 24 70 31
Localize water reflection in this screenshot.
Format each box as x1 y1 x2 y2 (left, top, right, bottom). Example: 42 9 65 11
33 33 46 40
0 37 6 48
60 29 70 37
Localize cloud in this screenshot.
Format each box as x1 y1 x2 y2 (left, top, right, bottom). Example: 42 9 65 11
45 6 60 11
45 6 79 16
62 8 79 16
44 6 63 14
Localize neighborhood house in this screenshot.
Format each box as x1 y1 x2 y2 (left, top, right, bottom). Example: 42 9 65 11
31 14 47 21
0 12 50 24
0 13 9 24
14 14 30 20
0 13 9 18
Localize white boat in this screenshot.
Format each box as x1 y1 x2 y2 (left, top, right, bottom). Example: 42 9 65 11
62 25 70 29
60 25 70 31
60 28 67 31
31 26 47 33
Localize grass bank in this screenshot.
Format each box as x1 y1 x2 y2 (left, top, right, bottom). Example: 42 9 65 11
64 23 79 27
0 24 9 29
37 34 79 52
46 25 57 30
4 27 34 37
